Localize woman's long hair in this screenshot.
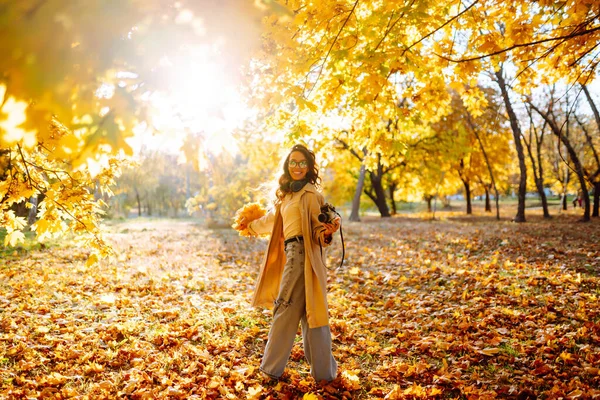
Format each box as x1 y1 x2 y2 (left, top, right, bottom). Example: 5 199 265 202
275 144 321 202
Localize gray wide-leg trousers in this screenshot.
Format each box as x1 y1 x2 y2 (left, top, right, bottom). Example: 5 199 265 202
260 241 337 382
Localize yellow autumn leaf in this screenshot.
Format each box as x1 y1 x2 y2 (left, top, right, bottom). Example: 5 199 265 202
32 218 49 235
341 369 361 390
479 348 500 356
567 389 583 398
86 253 99 267
296 96 318 112
403 383 427 396
247 385 263 400
4 231 25 247
429 387 443 396
44 372 68 386
559 352 574 362
303 393 320 400
100 293 117 304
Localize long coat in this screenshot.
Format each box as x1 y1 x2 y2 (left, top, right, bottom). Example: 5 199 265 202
248 183 332 328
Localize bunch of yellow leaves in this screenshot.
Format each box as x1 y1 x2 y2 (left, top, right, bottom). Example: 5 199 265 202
232 202 267 237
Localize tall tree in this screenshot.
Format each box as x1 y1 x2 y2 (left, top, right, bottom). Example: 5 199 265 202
523 105 551 218
580 85 600 217
335 140 403 218
465 115 504 220
495 67 527 222
527 100 591 221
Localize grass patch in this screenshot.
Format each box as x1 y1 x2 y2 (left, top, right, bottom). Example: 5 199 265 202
0 228 55 259
500 342 520 357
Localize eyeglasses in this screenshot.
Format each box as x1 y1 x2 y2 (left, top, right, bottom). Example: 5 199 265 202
289 160 308 168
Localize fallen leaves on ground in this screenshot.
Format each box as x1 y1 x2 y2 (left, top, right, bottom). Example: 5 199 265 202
1 214 599 399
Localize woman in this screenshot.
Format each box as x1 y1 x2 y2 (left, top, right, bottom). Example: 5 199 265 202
237 144 340 383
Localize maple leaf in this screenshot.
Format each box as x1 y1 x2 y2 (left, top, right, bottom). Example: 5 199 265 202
247 385 264 399
303 393 320 400
4 230 26 247
341 369 361 390
478 347 500 356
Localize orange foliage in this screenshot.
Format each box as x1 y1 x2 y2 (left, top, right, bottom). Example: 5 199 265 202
232 202 268 237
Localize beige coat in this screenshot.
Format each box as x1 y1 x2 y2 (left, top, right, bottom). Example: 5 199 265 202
248 183 332 328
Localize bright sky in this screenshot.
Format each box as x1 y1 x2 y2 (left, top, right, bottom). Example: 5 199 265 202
128 44 253 158
0 85 37 148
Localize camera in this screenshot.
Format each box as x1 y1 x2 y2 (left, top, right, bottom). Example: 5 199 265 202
318 203 338 223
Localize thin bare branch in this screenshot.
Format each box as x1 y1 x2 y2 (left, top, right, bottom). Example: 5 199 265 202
17 144 35 189
335 136 364 162
372 2 413 54
305 0 359 99
438 24 600 63
404 0 479 55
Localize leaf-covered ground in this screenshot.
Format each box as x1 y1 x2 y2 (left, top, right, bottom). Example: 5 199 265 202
1 212 600 399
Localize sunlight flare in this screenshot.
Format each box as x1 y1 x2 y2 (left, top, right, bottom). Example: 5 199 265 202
132 45 251 156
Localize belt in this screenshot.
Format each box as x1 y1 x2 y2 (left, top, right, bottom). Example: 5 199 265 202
284 236 303 246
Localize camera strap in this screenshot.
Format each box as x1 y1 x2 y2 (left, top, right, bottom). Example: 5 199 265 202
319 214 345 271
338 223 345 270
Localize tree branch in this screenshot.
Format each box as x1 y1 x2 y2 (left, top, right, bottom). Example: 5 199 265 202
17 144 35 189
363 187 377 203
568 41 600 68
22 159 81 186
437 24 600 63
404 0 479 55
305 0 359 98
25 0 47 19
574 113 600 172
335 137 364 162
382 160 406 175
372 2 416 53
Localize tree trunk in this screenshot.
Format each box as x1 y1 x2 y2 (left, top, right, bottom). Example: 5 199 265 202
562 164 570 211
365 170 391 217
425 195 433 213
523 137 551 218
537 179 550 218
337 141 395 219
26 196 38 226
462 180 472 214
484 186 491 212
442 196 451 208
349 163 366 222
363 156 391 218
495 67 526 222
583 85 600 138
135 188 142 217
146 190 152 216
467 116 500 220
593 181 600 217
523 107 551 218
581 85 600 217
388 182 397 215
535 178 551 218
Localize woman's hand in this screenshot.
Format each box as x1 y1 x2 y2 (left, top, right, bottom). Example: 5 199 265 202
237 217 249 231
322 216 341 235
